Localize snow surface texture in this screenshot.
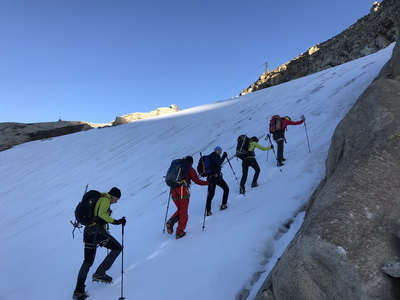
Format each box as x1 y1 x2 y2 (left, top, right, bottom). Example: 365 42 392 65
0 44 394 300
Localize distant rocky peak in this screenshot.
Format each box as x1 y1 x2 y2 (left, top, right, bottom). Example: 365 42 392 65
241 0 399 95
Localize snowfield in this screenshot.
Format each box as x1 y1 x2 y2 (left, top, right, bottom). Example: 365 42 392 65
0 44 394 300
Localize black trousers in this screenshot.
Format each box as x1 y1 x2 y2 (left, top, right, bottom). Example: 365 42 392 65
74 224 122 293
240 157 260 190
273 132 285 163
206 174 229 212
276 139 285 163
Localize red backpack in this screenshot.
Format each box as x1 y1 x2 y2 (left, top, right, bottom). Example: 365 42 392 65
269 115 283 133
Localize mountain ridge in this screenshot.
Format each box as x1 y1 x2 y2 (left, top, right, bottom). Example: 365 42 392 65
241 0 400 96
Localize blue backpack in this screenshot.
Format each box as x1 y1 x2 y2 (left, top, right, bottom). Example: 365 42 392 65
165 159 190 188
197 153 211 177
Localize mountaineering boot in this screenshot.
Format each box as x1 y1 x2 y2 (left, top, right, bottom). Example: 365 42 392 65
72 292 89 300
166 220 174 234
220 204 228 211
206 211 213 216
92 273 113 283
239 187 245 195
277 161 284 167
176 231 187 239
251 182 258 188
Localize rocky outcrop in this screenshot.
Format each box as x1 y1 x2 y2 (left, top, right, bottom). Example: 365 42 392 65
0 121 93 152
242 0 400 95
112 105 179 126
1 105 179 152
254 41 400 299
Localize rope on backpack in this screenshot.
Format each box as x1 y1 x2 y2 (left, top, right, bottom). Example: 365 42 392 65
70 220 83 239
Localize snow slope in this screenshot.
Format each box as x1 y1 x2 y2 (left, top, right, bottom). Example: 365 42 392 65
0 44 394 300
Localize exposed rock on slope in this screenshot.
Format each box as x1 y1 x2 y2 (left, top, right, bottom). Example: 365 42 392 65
255 41 400 299
0 105 179 152
0 121 92 152
112 105 179 126
242 0 400 95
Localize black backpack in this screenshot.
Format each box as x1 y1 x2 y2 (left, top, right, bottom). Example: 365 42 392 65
236 135 251 159
165 159 190 188
74 190 102 226
197 153 211 177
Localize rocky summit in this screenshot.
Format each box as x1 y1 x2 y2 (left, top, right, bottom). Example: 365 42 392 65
241 0 400 96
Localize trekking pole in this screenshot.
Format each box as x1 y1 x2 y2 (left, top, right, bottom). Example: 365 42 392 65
266 134 282 173
202 206 207 231
265 134 271 161
119 224 125 300
302 115 311 153
162 191 172 233
226 156 240 186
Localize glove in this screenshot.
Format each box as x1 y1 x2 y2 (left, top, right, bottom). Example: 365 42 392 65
301 115 306 121
113 217 126 226
222 152 228 158
270 144 274 149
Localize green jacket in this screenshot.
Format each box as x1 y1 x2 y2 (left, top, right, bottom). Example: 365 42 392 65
94 193 115 226
247 141 272 158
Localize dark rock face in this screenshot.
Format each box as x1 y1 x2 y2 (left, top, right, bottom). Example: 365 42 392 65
242 0 400 96
0 121 92 152
254 41 400 299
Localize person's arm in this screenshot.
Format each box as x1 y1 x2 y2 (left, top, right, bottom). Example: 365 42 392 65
210 152 226 166
250 141 273 151
188 167 208 185
96 196 115 223
284 119 304 126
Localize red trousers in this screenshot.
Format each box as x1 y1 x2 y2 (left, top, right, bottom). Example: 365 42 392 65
170 185 190 234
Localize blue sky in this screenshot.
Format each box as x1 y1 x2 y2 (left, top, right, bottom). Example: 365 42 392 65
0 0 374 123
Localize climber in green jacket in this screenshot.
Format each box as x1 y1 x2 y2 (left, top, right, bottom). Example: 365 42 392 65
73 187 126 300
239 136 273 194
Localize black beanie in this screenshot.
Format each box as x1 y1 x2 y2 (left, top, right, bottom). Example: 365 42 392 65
250 136 259 143
109 187 121 198
184 156 194 164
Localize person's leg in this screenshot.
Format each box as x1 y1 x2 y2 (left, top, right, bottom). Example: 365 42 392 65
168 188 180 222
250 159 261 186
277 139 284 164
176 197 190 234
74 228 98 293
95 232 122 276
240 159 250 193
169 198 181 225
206 177 216 213
217 178 229 206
